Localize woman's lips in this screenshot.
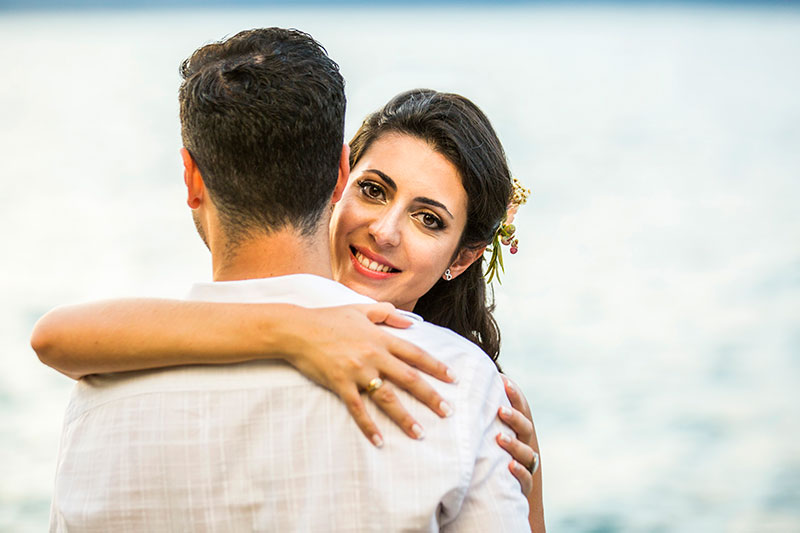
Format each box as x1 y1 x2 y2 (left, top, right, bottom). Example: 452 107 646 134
349 246 400 280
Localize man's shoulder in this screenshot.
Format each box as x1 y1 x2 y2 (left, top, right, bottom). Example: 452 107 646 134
389 318 479 351
385 319 499 377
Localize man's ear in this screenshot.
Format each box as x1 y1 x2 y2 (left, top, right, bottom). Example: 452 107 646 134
447 245 486 280
180 148 205 209
331 143 351 204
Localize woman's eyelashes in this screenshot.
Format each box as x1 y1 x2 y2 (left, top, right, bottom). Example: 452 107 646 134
413 211 445 230
357 179 386 202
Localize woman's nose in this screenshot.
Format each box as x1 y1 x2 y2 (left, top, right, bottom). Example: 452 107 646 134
368 210 401 248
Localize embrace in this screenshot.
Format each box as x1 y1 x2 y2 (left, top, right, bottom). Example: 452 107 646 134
32 27 544 532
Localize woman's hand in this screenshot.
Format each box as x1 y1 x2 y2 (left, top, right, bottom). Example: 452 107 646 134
285 303 456 447
496 375 537 492
496 375 544 532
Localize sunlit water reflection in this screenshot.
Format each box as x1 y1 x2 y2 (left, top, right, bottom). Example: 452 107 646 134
1 4 798 531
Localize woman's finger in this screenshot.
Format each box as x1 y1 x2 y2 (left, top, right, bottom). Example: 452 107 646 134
341 303 456 384
498 405 534 445
502 375 532 420
388 336 456 384
367 381 426 440
379 354 453 418
381 311 414 329
340 385 384 448
508 459 534 496
497 432 538 475
356 303 413 329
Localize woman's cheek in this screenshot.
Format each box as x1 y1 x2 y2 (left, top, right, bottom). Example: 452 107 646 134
415 245 448 292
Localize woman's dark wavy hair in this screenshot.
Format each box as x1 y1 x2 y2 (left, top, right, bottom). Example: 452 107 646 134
349 89 512 367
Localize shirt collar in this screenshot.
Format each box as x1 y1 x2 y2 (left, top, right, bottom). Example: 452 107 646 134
187 274 374 308
187 273 423 322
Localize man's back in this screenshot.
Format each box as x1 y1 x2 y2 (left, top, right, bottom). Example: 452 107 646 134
50 275 528 532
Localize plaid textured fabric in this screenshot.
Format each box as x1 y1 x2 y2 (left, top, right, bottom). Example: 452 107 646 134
50 275 528 532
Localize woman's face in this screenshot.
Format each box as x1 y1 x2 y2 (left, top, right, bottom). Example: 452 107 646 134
330 133 469 311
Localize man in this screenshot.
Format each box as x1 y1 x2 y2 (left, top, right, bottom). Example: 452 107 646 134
49 28 528 531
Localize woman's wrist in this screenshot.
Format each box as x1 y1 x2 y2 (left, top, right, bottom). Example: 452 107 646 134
255 303 310 366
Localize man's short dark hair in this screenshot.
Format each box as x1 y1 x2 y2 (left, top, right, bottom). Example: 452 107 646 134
179 27 346 238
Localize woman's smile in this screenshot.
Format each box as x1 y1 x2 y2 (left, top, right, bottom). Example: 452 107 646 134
330 133 469 311
349 245 401 279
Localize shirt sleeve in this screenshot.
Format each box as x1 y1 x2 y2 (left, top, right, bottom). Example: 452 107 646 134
443 359 530 532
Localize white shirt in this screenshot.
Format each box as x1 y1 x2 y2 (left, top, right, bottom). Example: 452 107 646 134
50 274 529 532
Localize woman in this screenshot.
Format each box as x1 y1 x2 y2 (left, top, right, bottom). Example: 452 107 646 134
32 89 544 530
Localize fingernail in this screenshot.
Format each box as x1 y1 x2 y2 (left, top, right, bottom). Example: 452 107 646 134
446 367 458 383
371 434 384 448
411 423 425 440
439 401 453 417
499 433 512 444
531 451 540 474
500 406 512 417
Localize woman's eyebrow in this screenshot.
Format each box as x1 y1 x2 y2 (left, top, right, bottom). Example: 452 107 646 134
365 169 397 191
415 197 454 219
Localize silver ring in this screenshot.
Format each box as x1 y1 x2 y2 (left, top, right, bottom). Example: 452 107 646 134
527 451 540 475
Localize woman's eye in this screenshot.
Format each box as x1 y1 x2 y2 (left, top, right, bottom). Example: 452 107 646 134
415 212 444 230
358 181 385 201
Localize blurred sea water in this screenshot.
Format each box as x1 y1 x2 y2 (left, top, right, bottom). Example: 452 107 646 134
1 4 799 532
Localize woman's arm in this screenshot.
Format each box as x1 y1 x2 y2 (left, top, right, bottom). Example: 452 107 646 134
31 299 306 378
496 376 544 532
30 299 456 445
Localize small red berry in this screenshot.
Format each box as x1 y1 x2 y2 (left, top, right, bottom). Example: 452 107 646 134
510 247 518 254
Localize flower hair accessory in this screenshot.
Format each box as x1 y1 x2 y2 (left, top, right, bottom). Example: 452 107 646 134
485 178 531 284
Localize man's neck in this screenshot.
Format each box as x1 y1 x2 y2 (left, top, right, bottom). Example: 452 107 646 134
210 226 333 282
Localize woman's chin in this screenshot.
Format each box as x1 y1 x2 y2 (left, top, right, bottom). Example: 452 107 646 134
336 269 392 304
340 270 389 298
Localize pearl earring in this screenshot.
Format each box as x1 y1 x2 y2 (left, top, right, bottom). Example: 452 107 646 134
443 269 452 281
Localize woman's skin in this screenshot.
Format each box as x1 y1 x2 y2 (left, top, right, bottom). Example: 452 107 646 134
331 133 482 311
32 132 543 531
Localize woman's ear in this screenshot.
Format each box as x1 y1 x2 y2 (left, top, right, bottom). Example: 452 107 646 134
447 245 486 280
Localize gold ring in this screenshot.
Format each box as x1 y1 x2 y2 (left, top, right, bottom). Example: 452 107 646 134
366 377 384 395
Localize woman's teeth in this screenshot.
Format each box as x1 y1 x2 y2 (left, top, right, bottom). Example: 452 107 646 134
354 250 394 273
